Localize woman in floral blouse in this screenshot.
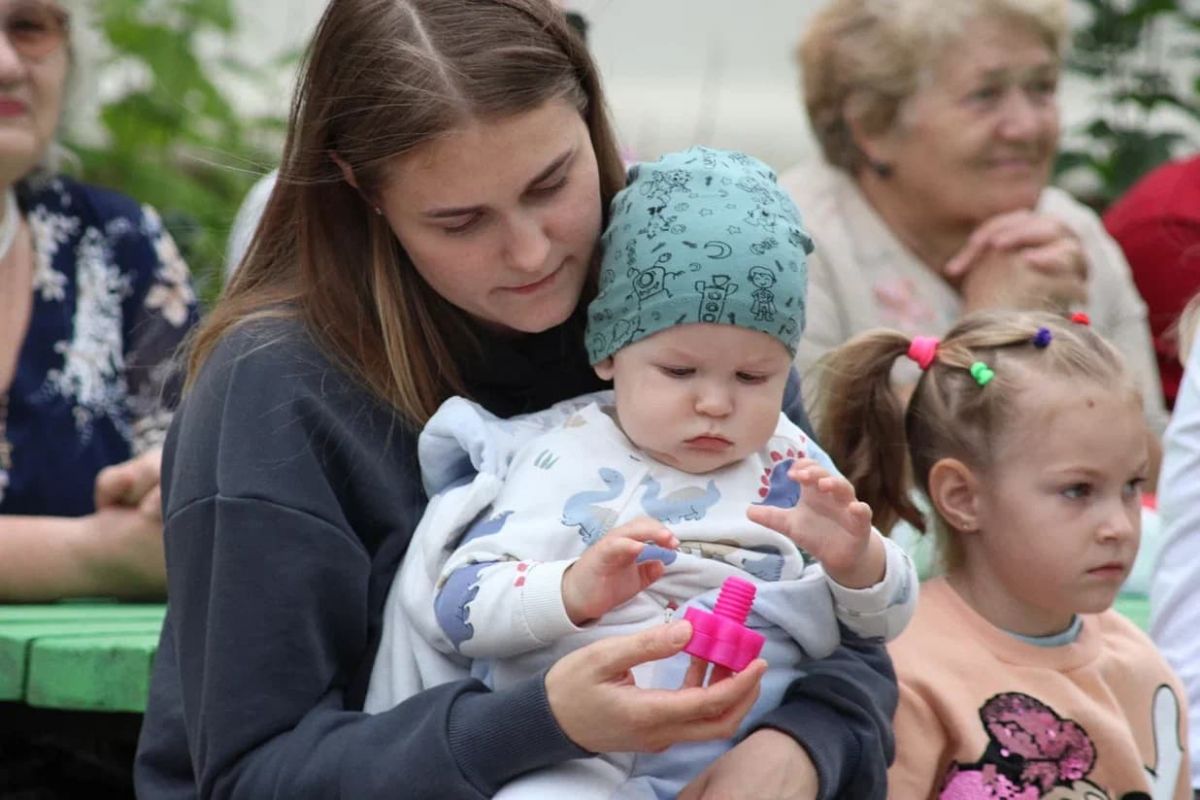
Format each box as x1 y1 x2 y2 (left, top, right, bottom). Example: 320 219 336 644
0 0 198 600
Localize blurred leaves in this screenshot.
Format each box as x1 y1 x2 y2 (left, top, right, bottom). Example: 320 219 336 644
63 0 286 306
1055 0 1200 206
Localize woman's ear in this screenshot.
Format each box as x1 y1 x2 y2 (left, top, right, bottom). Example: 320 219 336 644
845 100 898 177
928 457 982 533
329 151 360 190
593 357 615 381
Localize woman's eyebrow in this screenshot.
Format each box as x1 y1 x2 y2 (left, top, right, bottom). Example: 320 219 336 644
524 147 576 189
974 62 1058 83
423 148 576 219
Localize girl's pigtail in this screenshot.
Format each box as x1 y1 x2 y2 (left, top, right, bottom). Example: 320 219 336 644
814 330 922 534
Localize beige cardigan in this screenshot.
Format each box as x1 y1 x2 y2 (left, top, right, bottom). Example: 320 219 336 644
779 159 1168 433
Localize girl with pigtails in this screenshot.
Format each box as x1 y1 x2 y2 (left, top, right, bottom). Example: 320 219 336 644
814 310 1191 799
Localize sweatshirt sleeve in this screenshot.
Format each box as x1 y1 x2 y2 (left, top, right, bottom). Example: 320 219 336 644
135 325 587 799
437 554 582 659
827 537 919 643
887 679 946 799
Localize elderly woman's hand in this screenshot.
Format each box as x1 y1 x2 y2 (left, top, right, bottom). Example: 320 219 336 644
76 501 167 598
944 210 1088 314
74 448 167 598
545 620 767 754
678 728 820 800
95 447 163 521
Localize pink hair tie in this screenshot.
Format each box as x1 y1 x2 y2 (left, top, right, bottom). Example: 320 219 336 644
907 336 939 371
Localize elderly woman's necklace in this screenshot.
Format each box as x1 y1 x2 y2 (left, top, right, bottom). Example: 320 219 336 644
0 187 23 485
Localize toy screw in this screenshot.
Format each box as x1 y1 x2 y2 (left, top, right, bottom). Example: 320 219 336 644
682 576 765 672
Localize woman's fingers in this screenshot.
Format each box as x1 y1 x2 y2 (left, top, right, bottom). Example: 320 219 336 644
1022 238 1088 280
138 485 164 523
546 627 767 754
1017 250 1088 308
945 210 1034 276
682 656 709 689
646 659 766 743
708 664 733 684
985 214 1068 251
94 448 162 509
93 466 134 509
682 659 731 689
946 211 1078 278
593 620 694 675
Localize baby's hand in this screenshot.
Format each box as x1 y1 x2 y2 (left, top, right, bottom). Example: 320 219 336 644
746 458 884 588
562 517 678 625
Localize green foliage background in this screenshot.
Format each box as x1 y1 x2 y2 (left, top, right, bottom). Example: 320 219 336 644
63 0 287 307
1056 0 1200 206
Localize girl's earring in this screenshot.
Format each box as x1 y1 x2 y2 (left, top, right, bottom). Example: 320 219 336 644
373 206 384 216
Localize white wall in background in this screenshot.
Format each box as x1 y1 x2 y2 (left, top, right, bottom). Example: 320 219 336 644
224 0 821 168
70 0 1181 178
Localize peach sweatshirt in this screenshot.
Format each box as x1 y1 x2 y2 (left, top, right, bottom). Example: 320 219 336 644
888 578 1190 799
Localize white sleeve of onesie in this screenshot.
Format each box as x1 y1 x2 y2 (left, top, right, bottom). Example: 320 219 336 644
825 536 919 643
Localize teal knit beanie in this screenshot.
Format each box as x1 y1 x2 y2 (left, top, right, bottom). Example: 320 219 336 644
586 146 813 365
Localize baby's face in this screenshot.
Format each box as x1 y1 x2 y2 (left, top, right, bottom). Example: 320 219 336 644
594 324 792 474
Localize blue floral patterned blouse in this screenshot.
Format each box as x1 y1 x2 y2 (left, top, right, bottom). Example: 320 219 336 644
0 174 199 517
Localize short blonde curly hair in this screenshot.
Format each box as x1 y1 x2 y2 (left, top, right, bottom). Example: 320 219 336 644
798 0 1068 174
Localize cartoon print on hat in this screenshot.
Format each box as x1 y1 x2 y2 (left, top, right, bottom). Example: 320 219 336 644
586 146 814 364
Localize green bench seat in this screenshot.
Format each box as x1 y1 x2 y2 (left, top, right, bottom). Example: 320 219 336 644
0 603 165 712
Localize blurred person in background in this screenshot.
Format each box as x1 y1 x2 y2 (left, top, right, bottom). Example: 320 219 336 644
782 0 1165 438
1104 154 1200 410
0 0 199 602
1151 291 1200 800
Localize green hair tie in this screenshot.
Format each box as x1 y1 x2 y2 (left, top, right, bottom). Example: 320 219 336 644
969 361 995 387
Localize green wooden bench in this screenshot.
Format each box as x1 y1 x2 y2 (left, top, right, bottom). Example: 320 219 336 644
0 602 165 713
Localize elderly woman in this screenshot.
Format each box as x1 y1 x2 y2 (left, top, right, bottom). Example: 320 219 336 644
783 0 1166 433
0 0 199 601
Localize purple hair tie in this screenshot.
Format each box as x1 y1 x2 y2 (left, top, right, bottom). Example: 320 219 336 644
1033 327 1053 348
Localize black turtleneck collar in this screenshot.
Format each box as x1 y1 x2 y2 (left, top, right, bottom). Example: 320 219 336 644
459 306 608 419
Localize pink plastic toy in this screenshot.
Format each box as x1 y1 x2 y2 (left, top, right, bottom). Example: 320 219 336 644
683 577 765 672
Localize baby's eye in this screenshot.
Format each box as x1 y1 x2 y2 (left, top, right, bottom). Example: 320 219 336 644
736 372 768 384
1062 483 1091 500
660 366 694 378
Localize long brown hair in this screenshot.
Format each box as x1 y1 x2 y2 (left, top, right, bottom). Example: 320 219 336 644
187 0 626 426
815 310 1136 569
